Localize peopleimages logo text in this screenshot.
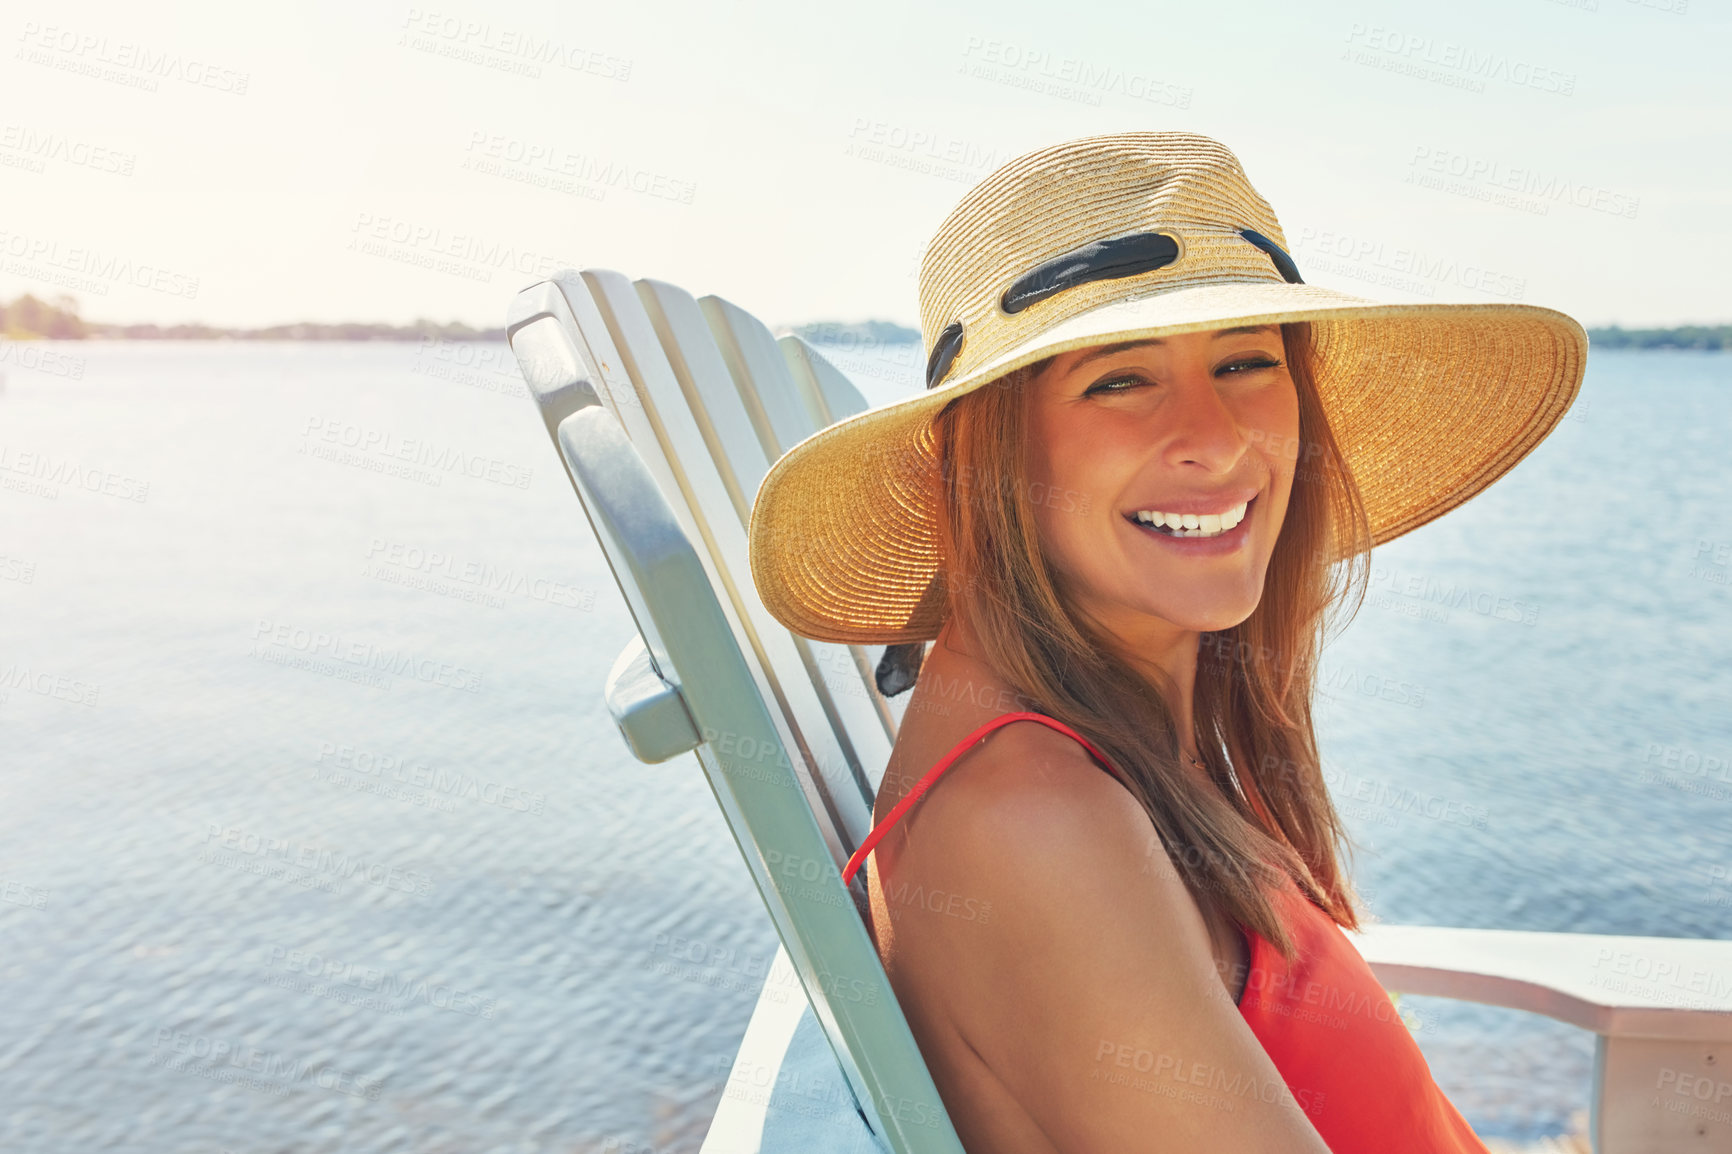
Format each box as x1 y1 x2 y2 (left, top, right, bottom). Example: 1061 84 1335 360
250 619 486 694
15 22 250 94
0 229 199 299
1407 146 1639 219
399 9 632 80
301 417 532 489
348 212 577 281
1344 24 1576 95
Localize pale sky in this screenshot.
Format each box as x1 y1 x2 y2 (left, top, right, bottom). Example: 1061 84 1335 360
3 0 1728 331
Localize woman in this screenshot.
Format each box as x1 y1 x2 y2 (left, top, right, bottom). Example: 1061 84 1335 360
748 133 1585 1152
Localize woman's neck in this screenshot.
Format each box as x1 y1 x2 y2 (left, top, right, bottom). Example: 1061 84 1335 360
937 614 1202 761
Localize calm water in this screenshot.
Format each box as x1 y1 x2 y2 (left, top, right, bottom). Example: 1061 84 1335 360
1 339 1728 1151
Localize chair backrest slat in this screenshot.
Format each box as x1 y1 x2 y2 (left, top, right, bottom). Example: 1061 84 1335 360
779 334 872 426
574 271 877 849
637 280 769 524
636 279 896 817
695 297 897 774
537 277 704 556
564 272 737 590
701 295 825 459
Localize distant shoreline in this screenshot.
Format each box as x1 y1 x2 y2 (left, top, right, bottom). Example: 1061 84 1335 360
1580 325 1732 351
1 295 1726 350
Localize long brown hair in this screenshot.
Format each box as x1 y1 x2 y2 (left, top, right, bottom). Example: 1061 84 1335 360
929 322 1372 958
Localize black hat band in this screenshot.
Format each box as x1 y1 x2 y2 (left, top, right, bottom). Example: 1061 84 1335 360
1001 231 1181 316
929 228 1302 390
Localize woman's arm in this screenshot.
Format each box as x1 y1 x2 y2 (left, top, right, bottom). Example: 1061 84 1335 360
878 724 1332 1153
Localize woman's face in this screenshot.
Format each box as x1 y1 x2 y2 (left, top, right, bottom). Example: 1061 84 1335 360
1023 325 1301 639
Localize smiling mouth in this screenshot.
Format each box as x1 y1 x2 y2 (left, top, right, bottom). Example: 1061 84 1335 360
1127 499 1252 539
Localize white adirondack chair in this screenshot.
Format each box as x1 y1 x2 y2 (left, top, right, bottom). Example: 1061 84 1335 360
504 271 1732 1154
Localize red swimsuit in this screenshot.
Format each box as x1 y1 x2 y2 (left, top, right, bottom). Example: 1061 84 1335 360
845 713 1490 1154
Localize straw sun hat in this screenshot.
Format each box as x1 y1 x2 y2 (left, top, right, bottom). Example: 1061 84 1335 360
748 132 1587 645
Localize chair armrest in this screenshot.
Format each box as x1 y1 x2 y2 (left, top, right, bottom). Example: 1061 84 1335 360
1349 923 1732 1041
1352 924 1732 1152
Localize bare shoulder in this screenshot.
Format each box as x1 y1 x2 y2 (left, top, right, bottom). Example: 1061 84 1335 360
881 716 1189 969
875 718 1330 1152
908 718 1161 889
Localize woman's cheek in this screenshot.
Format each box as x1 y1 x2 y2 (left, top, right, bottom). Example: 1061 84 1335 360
1245 383 1302 475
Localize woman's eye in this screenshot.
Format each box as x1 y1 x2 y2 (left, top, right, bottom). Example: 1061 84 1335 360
1083 374 1148 397
1218 356 1283 376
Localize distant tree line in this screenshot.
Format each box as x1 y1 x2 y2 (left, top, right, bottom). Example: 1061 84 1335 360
1585 325 1732 350
0 294 504 341
788 320 1731 351
0 294 87 338
3 292 1727 350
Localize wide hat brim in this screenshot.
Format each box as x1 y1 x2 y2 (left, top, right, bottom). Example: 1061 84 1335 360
748 279 1586 645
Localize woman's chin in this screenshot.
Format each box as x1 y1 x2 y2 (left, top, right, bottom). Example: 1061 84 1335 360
1062 573 1266 638
1178 608 1260 634
1131 593 1262 635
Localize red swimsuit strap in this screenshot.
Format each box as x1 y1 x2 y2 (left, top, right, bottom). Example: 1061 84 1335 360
842 712 1125 887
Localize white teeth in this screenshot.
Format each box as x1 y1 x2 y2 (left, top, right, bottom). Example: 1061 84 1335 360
1131 501 1250 538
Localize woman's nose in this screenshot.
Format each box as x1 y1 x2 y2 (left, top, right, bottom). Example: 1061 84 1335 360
1157 372 1247 474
